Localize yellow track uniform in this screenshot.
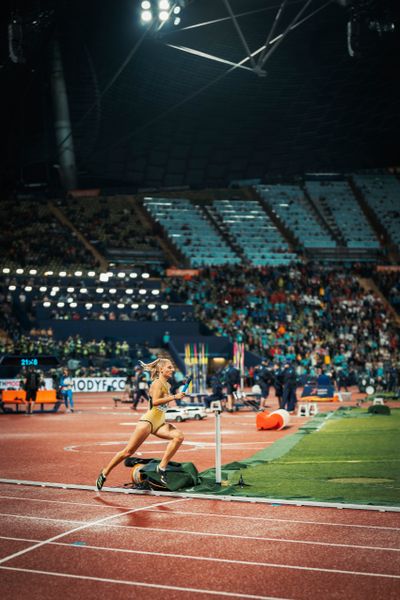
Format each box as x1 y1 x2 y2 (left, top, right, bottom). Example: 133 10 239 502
139 381 170 433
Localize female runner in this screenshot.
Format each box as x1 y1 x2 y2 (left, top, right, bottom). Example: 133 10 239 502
96 357 186 490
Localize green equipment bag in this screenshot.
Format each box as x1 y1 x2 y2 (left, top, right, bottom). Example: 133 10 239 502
124 457 199 492
368 404 391 415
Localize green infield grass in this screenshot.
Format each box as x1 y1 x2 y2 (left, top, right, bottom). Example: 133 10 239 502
234 408 400 505
196 408 400 506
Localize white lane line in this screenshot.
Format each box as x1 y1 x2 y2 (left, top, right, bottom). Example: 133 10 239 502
0 567 289 599
0 498 188 566
146 508 400 532
0 494 124 510
0 561 399 584
0 514 398 553
1 535 400 578
0 495 398 532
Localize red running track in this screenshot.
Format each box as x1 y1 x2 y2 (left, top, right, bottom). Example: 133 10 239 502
0 392 399 599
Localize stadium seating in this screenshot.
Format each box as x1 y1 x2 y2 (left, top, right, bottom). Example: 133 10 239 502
256 184 336 249
211 199 296 266
304 180 380 249
58 196 165 265
352 173 400 249
0 199 95 270
143 197 240 267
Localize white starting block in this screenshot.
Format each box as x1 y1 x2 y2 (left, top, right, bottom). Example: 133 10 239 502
372 398 384 405
297 402 319 417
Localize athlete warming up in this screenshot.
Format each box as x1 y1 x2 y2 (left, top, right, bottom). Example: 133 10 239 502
96 357 186 490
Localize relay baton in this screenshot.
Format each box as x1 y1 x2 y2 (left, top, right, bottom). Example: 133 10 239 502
181 375 193 393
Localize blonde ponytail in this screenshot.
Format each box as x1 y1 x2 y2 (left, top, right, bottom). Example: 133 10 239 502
139 357 170 381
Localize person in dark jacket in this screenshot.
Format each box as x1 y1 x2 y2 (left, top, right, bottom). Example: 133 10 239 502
272 363 284 409
258 360 273 409
204 373 225 409
225 361 240 412
281 363 297 413
24 366 41 415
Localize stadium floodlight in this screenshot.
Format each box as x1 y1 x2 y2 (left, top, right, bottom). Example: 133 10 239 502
44 271 54 276
67 298 73 303
74 271 82 276
50 291 57 297
29 269 37 275
80 288 88 293
126 289 133 295
88 271 96 277
161 304 169 310
142 272 150 279
117 303 125 309
39 286 47 292
57 302 65 308
141 10 153 23
140 0 185 28
109 288 117 294
99 273 109 282
16 268 24 274
131 303 139 309
43 302 51 308
67 287 75 293
2 268 10 273
102 302 110 309
25 286 32 292
151 289 160 295
96 288 104 293
107 272 114 277
85 303 93 309
70 302 77 308
52 286 60 292
117 272 126 278
8 285 16 291
129 272 138 278
139 289 146 295
148 303 156 309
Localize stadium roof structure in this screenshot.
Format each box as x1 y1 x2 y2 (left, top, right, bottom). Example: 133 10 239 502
0 0 400 192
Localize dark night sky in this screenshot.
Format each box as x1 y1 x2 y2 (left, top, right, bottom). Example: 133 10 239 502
1 0 400 192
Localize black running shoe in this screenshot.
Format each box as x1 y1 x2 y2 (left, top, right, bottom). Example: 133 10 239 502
96 471 107 490
157 465 168 486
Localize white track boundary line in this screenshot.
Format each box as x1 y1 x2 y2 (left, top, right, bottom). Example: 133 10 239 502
0 494 398 531
0 557 399 582
0 513 398 553
0 478 399 512
0 566 290 599
0 497 187 566
146 508 400 532
1 535 400 576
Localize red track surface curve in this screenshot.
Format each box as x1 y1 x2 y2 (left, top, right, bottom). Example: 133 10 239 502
0 391 399 599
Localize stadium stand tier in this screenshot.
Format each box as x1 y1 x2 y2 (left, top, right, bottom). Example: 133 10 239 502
143 197 240 267
256 184 336 249
210 199 297 266
304 180 380 250
0 199 96 270
352 173 400 250
57 196 165 266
